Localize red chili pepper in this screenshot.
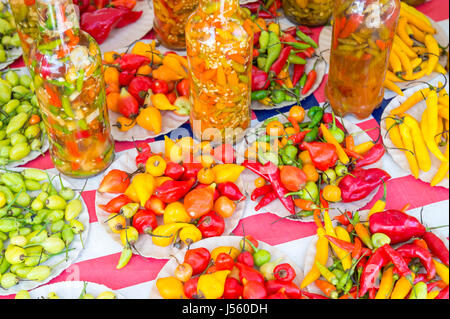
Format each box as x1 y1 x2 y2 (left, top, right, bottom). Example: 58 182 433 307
414 273 428 285
118 69 136 86
119 53 150 71
338 167 391 203
98 169 132 193
250 185 273 201
369 210 426 244
339 13 364 39
154 178 196 203
301 141 338 172
270 46 292 76
127 76 153 104
237 251 254 268
265 280 303 299
243 281 267 299
273 263 296 283
344 148 364 160
223 278 243 299
300 291 328 299
132 209 158 235
118 87 139 118
211 143 236 164
164 162 185 181
151 79 170 94
44 84 62 108
217 182 245 201
181 163 203 181
183 248 211 276
251 66 270 91
242 160 270 181
381 244 412 279
98 194 132 214
196 212 225 238
292 63 305 87
135 150 152 169
298 25 313 36
435 286 449 299
325 235 372 257
333 211 353 226
423 232 449 266
426 280 447 291
80 7 127 44
115 7 143 29
283 26 297 37
301 66 317 95
240 1 263 13
288 130 309 144
235 262 265 286
184 276 199 299
355 143 386 167
215 253 235 271
333 16 346 49
359 247 389 298
396 243 436 280
176 78 190 97
263 162 296 215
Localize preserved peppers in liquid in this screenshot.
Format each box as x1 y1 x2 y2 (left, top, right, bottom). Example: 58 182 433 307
185 0 253 143
282 0 333 27
153 0 198 50
8 0 39 67
29 0 114 178
325 0 400 119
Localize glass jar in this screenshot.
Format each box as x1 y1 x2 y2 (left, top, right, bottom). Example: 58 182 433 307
8 0 39 67
153 0 198 50
185 0 253 143
28 0 115 178
282 0 333 27
401 0 426 6
325 0 400 119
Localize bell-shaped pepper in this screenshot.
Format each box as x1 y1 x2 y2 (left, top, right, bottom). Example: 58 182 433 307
217 182 246 201
118 87 139 118
211 164 245 184
184 247 211 276
196 212 225 238
98 169 132 193
182 163 203 181
154 178 195 204
156 276 186 299
265 280 303 299
183 184 215 219
132 209 158 234
251 66 270 91
338 168 391 203
301 141 338 172
128 76 153 104
197 270 230 299
164 162 185 180
210 246 240 262
223 277 243 299
184 276 199 299
97 194 132 213
80 8 126 44
152 222 191 247
235 262 265 286
130 173 155 207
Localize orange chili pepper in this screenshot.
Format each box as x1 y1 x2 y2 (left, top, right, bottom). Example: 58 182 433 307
315 279 338 299
29 114 41 125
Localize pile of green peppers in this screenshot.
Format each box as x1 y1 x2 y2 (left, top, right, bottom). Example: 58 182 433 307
0 168 85 290
0 3 22 63
0 69 45 165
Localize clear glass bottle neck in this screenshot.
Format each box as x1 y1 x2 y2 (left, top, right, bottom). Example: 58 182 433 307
198 0 240 15
35 0 79 35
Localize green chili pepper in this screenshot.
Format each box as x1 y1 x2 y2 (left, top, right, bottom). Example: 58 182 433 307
38 38 61 51
116 246 133 269
283 144 299 160
264 32 282 73
284 41 311 50
307 106 324 128
251 90 270 101
296 30 318 48
304 127 319 142
259 30 270 53
299 73 307 88
245 238 271 267
257 57 267 70
61 96 75 118
76 69 85 92
77 119 88 130
288 54 307 65
271 89 286 104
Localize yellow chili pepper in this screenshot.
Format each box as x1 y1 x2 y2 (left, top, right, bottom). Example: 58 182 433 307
334 226 352 270
384 79 404 96
400 8 436 34
368 181 387 217
409 23 426 43
438 104 449 120
424 35 440 76
403 114 432 172
410 57 423 70
155 176 173 187
197 270 230 299
179 224 202 246
355 223 374 250
433 259 449 285
103 51 120 64
162 55 187 78
390 273 415 299
430 143 449 186
427 290 441 299
434 63 447 75
165 136 183 163
375 265 397 299
136 106 162 134
131 41 152 57
353 141 375 155
391 88 430 115
399 121 420 178
153 65 184 81
323 211 351 270
315 260 338 285
211 246 240 261
300 234 329 288
163 202 191 224
152 223 192 247
267 22 280 36
400 2 432 27
394 35 417 59
130 173 155 207
389 50 403 74
166 53 189 69
385 116 404 149
386 70 406 83
151 93 178 111
137 64 152 76
115 116 136 132
211 164 245 184
124 183 140 203
156 276 186 299
397 17 413 47
393 46 413 78
320 124 349 164
146 155 167 177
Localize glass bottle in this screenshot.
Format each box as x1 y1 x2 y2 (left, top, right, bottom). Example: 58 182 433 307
282 0 334 27
325 0 401 119
153 0 199 50
185 0 253 143
28 0 115 178
8 0 39 67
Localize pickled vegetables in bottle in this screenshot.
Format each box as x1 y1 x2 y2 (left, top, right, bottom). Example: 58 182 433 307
325 0 401 119
28 0 114 178
282 0 334 27
185 0 253 143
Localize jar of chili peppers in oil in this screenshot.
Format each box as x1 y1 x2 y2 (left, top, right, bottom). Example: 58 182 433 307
153 0 198 50
28 0 115 178
282 0 333 27
8 0 39 67
325 0 401 119
185 0 253 143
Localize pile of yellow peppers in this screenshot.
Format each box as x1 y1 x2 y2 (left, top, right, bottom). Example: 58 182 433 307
384 2 448 95
386 81 449 186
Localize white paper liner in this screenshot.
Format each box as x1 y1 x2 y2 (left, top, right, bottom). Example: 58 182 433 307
98 0 154 54
3 67 50 167
303 210 449 296
95 141 247 259
0 168 90 296
26 281 125 299
381 75 449 188
239 113 384 222
148 235 305 299
318 18 449 92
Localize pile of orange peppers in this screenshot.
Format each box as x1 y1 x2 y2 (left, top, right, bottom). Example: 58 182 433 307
103 40 192 134
97 136 247 269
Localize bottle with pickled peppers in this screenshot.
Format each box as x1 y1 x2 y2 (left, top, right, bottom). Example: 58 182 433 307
325 0 400 119
8 0 39 67
153 0 198 50
282 0 333 27
185 0 253 143
28 0 114 178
